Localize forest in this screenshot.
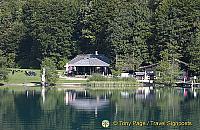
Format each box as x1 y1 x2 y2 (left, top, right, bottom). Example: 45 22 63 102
0 0 200 76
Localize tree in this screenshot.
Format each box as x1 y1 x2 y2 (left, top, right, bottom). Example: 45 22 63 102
41 58 58 86
151 0 200 64
0 0 25 68
0 50 8 81
20 0 79 68
156 50 181 85
74 0 116 57
108 0 151 67
188 31 200 75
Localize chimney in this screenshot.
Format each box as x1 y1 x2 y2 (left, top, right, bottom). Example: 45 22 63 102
95 51 98 55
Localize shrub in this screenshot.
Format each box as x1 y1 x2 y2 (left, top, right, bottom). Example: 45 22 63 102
88 73 136 82
88 74 108 81
41 58 58 86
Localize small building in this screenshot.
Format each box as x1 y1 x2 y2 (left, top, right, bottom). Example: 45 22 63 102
135 72 146 80
134 63 157 83
65 51 111 76
135 71 154 83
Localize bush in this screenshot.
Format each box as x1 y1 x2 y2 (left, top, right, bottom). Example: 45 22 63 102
57 58 68 70
88 74 108 81
88 73 136 82
111 69 121 77
41 58 58 86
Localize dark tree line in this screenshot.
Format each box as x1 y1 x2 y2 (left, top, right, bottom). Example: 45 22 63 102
0 0 200 75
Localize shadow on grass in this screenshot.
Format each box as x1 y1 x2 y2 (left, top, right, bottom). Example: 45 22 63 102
30 82 41 84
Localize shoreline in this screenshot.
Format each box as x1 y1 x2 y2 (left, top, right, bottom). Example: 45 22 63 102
1 81 200 92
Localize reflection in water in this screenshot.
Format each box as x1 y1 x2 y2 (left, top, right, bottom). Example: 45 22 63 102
0 88 200 130
65 91 110 117
65 91 69 105
26 90 29 98
194 90 197 98
135 87 154 100
41 87 45 104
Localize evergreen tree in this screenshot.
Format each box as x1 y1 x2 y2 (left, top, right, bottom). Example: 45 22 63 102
156 50 181 85
108 0 151 68
0 0 25 68
0 50 8 81
152 0 200 63
189 31 200 75
20 0 79 68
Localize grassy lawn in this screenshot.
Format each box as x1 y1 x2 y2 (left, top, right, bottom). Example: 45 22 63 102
4 69 41 84
0 86 41 91
1 68 138 86
57 79 87 83
2 68 87 84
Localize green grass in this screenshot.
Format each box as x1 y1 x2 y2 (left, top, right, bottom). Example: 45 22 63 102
57 79 87 83
3 68 86 84
0 86 41 91
88 74 137 82
4 69 40 84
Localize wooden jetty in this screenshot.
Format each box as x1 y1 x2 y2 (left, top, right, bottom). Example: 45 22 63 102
176 81 200 88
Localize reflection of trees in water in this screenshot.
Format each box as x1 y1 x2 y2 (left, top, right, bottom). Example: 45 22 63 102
106 88 200 130
0 90 115 130
0 89 200 130
0 91 16 130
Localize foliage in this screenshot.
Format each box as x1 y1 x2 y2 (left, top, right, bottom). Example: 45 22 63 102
57 58 68 70
156 50 181 85
88 73 137 82
41 58 58 85
108 0 151 65
88 73 107 81
0 0 200 79
188 31 200 75
0 50 8 81
0 0 25 68
111 69 121 77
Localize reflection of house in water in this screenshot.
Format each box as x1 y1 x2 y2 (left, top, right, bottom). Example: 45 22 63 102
135 87 155 100
120 92 130 98
65 91 109 116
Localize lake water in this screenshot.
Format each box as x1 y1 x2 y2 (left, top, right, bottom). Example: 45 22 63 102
0 87 200 130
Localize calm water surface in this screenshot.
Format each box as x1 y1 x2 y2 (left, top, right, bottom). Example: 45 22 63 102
0 87 200 130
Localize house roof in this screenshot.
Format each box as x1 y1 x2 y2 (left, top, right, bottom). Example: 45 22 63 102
69 54 110 67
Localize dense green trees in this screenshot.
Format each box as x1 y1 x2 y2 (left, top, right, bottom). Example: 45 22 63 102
0 0 199 76
0 0 25 68
18 0 79 68
109 0 151 69
0 50 8 81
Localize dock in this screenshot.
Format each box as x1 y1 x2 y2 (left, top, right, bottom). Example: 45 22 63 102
176 82 200 88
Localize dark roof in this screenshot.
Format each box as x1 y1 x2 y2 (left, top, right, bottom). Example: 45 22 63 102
69 54 110 67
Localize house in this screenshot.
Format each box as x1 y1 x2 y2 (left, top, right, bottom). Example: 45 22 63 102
65 51 111 76
135 71 154 83
133 64 157 83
